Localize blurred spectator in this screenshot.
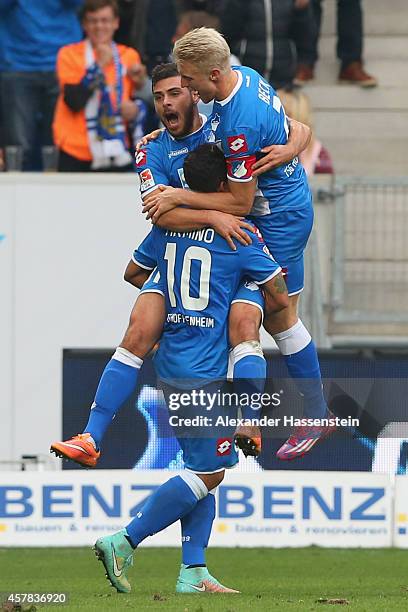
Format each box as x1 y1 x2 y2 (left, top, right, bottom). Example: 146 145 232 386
114 0 177 75
173 10 220 42
295 0 378 87
278 88 334 175
0 0 83 171
53 0 145 172
220 0 300 89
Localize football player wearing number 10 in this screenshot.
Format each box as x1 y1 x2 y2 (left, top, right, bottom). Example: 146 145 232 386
94 143 288 594
145 28 337 460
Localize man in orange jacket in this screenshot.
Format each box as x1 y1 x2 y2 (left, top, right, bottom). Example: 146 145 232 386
53 0 146 171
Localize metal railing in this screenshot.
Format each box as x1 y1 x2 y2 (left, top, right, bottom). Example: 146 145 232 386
332 177 408 324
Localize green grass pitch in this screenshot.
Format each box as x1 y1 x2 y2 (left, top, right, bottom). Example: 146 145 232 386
1 547 407 611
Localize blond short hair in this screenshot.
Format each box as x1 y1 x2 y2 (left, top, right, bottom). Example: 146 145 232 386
173 27 230 74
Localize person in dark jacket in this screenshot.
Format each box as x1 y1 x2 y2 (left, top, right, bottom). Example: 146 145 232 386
220 0 299 89
114 0 178 75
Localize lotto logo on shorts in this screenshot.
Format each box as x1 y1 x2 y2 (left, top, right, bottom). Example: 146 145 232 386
217 438 232 455
135 149 147 167
227 134 248 154
139 168 155 192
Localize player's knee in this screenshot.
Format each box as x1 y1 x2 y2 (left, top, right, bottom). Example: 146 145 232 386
121 319 151 355
229 307 261 347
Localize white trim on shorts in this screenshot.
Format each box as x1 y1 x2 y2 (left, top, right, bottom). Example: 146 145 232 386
185 460 239 475
288 287 304 297
131 257 155 270
254 266 282 285
139 288 164 296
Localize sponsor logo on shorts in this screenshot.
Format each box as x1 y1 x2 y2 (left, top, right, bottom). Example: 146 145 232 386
244 281 259 291
217 438 232 455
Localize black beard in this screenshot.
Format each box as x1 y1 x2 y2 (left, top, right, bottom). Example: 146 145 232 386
177 104 196 138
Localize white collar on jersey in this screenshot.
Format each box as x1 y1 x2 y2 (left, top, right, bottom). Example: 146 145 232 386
216 69 243 107
168 113 208 141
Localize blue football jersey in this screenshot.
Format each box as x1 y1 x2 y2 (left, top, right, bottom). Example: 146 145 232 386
133 225 280 386
134 115 211 196
208 65 312 214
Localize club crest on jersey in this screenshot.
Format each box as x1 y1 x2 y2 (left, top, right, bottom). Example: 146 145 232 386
211 113 220 132
135 149 147 167
227 134 248 154
139 168 155 192
228 157 254 181
216 438 232 456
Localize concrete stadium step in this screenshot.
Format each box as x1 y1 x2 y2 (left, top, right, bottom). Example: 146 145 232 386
328 322 408 340
307 58 408 88
318 35 408 61
320 0 408 36
313 113 407 175
306 86 408 111
314 109 408 140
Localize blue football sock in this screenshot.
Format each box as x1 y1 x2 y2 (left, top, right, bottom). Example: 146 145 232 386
126 474 207 548
181 492 216 566
83 347 142 447
232 343 266 421
273 320 327 419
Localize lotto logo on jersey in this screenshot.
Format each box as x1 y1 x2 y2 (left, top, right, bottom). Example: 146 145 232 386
135 149 147 167
217 438 232 456
227 134 248 154
227 156 255 181
139 168 155 192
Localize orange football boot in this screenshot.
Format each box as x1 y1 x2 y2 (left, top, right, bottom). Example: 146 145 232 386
50 433 100 468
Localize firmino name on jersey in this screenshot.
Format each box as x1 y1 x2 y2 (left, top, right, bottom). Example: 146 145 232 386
165 229 215 244
167 313 215 328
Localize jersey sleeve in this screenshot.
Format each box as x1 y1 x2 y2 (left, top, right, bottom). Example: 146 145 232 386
132 228 158 270
238 226 281 284
222 126 260 183
134 140 169 199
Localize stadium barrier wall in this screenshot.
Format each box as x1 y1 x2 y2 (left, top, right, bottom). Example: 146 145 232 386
0 175 150 464
0 470 398 548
